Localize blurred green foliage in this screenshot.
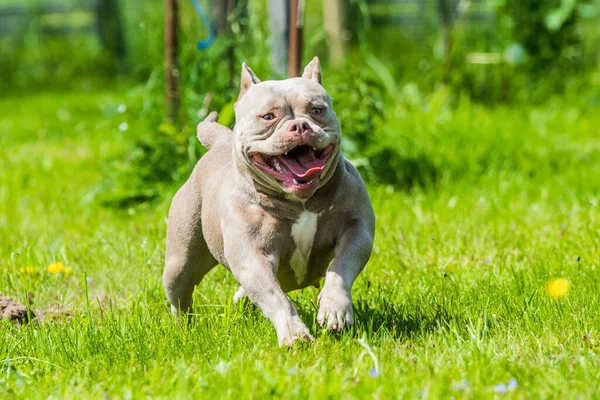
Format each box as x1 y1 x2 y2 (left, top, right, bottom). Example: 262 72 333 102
1 0 599 206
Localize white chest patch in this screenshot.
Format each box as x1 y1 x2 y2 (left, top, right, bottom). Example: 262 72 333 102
289 211 318 283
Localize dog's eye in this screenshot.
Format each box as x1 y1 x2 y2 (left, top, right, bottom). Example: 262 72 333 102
311 108 322 115
261 113 275 121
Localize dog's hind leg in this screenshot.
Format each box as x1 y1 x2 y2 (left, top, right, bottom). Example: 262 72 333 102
163 183 217 315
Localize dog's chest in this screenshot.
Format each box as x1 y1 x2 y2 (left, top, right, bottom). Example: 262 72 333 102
288 211 318 283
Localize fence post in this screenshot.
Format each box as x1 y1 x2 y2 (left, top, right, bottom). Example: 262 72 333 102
287 0 304 77
165 0 180 125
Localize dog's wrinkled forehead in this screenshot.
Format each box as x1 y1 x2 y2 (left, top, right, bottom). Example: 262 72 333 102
236 78 330 115
234 57 331 123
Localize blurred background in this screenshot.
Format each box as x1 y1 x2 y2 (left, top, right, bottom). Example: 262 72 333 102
1 0 599 207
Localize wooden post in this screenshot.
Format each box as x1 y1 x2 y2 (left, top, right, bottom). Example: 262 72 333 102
287 0 303 77
210 0 229 33
165 0 180 124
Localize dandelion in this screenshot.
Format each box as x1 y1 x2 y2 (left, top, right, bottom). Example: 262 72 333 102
47 262 66 274
546 278 570 298
19 266 35 275
119 122 129 132
117 104 127 113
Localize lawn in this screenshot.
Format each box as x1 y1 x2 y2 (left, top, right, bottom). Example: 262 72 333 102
1 88 600 398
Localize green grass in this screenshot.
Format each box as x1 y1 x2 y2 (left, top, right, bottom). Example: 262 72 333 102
1 88 600 399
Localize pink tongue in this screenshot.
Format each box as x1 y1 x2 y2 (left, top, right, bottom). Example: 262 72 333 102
279 153 325 178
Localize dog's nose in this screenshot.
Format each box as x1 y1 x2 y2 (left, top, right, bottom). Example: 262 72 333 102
288 120 312 135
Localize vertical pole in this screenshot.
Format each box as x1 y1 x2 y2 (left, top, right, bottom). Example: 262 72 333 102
165 0 180 124
211 0 229 33
287 0 303 77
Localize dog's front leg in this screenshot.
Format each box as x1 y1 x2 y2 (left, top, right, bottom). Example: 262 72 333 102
318 219 374 332
225 243 313 346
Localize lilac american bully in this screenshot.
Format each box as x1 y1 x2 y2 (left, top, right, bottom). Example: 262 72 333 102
163 57 375 346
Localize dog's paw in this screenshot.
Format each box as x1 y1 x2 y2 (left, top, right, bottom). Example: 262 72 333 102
276 315 314 347
317 289 354 332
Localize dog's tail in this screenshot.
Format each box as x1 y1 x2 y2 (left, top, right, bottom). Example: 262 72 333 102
197 111 233 150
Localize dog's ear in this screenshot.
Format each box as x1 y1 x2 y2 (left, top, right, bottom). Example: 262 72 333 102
302 56 322 85
238 63 261 101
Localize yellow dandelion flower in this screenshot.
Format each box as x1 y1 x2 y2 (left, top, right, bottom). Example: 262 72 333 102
546 278 570 299
65 267 72 275
19 267 24 273
25 266 35 275
47 262 66 274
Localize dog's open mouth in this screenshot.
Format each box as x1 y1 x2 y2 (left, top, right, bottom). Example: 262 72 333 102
251 144 335 192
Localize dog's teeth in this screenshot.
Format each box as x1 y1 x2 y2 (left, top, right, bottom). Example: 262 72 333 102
284 152 288 156
293 179 299 185
273 160 282 172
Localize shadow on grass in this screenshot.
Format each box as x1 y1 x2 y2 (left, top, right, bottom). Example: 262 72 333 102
351 299 455 339
293 296 462 341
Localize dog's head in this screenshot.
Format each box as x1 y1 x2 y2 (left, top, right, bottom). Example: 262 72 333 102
233 57 341 200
